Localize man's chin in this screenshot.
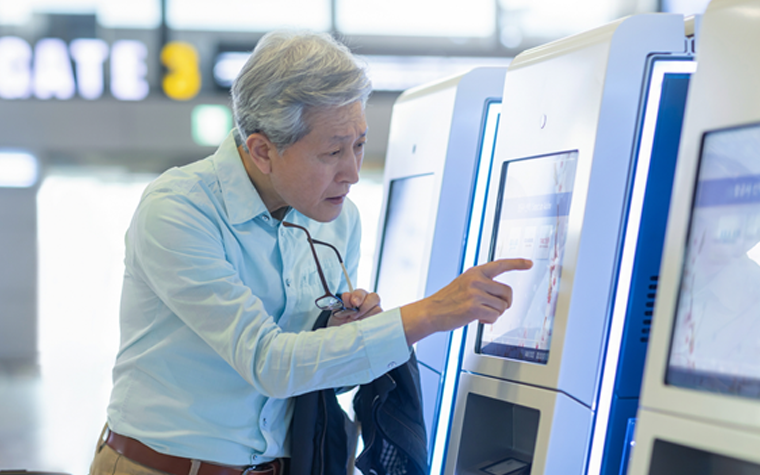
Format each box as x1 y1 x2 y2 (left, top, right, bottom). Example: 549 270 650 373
302 204 343 223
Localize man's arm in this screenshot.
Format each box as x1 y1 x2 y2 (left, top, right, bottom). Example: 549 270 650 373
331 258 532 343
400 258 533 346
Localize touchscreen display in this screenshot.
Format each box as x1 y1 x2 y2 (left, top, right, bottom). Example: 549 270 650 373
667 123 760 398
375 174 436 311
478 151 578 363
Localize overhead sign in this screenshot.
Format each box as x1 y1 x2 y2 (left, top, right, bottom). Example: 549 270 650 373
0 36 201 101
161 41 202 100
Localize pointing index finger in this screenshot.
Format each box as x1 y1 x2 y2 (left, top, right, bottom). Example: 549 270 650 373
480 258 533 279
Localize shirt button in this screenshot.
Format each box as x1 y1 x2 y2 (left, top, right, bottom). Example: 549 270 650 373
285 278 291 287
262 215 270 222
387 361 396 369
262 417 267 428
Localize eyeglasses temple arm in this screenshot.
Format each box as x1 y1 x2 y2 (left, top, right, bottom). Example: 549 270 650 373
339 262 354 293
282 222 332 297
311 238 355 293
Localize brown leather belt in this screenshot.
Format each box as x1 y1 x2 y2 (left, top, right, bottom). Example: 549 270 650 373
105 429 284 475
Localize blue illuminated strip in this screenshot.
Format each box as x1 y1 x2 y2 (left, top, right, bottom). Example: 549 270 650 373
586 58 696 475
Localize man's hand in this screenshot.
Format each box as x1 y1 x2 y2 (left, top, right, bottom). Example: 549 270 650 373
327 289 383 327
399 258 533 345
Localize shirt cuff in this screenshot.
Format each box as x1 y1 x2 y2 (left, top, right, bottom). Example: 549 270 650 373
356 307 411 378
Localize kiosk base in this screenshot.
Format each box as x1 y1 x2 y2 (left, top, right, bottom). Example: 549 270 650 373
445 372 591 475
628 409 760 475
455 393 538 475
648 439 760 475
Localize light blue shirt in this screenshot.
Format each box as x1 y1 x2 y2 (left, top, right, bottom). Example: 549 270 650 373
107 131 410 466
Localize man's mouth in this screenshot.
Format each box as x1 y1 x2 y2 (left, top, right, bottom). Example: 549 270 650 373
326 194 346 204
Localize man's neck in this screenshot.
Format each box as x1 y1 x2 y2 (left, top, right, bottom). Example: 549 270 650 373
237 145 288 219
270 206 290 221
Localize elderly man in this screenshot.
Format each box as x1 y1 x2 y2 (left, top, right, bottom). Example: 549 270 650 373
89 30 531 475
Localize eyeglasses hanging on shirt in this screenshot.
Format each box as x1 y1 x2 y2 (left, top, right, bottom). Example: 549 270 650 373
282 221 357 313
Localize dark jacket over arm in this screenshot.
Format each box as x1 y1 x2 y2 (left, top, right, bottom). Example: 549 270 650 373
289 311 428 475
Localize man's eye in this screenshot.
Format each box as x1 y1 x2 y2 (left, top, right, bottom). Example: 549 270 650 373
330 149 341 156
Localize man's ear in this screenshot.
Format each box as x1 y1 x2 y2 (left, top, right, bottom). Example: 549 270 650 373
245 133 277 175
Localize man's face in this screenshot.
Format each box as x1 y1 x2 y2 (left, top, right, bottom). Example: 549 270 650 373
267 101 368 222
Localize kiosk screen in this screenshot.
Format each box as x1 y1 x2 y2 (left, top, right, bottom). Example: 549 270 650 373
375 173 436 311
667 123 760 398
478 151 578 363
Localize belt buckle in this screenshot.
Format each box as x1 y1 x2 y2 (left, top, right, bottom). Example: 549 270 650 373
242 463 271 475
244 458 280 475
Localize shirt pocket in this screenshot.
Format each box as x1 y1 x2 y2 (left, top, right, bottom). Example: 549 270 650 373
301 257 343 299
277 259 342 332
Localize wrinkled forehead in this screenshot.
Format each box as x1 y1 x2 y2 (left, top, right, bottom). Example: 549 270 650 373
302 102 368 142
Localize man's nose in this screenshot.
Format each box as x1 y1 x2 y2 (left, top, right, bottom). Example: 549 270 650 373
340 153 361 184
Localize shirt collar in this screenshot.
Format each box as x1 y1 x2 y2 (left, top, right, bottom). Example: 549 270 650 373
213 130 270 225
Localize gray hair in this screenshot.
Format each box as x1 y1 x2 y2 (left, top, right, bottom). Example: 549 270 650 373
231 30 372 152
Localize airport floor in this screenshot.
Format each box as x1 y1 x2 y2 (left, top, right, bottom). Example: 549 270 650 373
0 168 383 475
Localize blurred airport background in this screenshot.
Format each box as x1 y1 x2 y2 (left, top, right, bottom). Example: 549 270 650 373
0 0 710 472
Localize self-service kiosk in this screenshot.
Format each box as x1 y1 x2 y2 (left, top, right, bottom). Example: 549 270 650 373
371 67 507 460
441 14 696 475
628 1 760 474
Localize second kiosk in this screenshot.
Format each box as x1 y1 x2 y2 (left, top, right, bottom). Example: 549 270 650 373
443 13 695 475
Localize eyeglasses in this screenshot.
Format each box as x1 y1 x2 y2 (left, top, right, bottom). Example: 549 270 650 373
282 221 355 312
